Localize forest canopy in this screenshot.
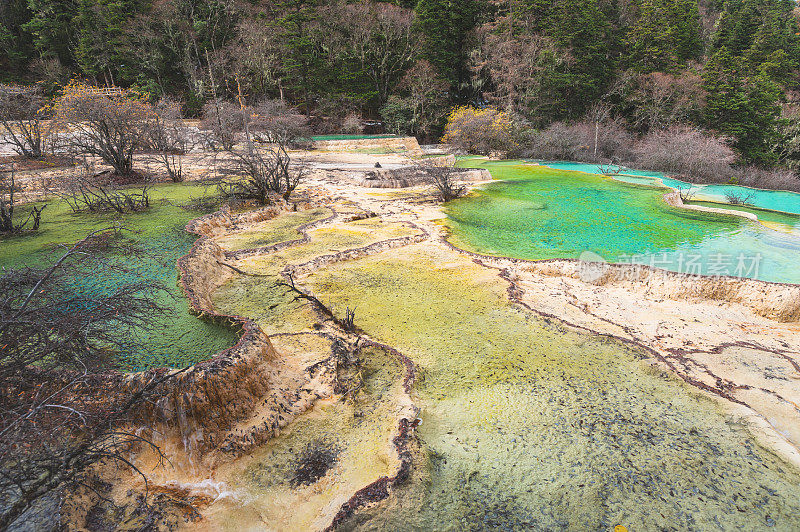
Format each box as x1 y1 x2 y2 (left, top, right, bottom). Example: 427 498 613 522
1 0 799 167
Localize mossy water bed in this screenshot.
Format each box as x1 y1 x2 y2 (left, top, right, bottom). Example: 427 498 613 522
196 214 426 529
212 216 422 336
448 160 800 284
214 207 333 251
304 243 800 530
0 183 237 370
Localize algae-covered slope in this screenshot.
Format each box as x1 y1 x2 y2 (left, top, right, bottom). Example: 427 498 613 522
446 161 800 284
0 183 237 370
304 242 800 530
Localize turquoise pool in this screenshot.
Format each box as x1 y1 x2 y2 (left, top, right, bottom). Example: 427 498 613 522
310 134 398 141
538 161 800 216
447 160 800 284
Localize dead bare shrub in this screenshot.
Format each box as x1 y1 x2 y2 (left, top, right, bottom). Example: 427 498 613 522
201 99 244 150
53 83 153 177
633 126 736 182
724 191 755 205
677 183 697 202
523 120 634 163
1 165 46 233
626 71 706 132
415 159 466 202
202 99 310 150
341 113 363 135
218 142 305 203
249 99 310 147
57 167 150 213
524 122 584 160
594 119 636 162
731 166 800 192
140 98 190 182
0 84 54 159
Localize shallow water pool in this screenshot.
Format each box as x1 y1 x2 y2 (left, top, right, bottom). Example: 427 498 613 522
447 161 800 284
0 184 238 370
538 160 800 216
306 244 800 530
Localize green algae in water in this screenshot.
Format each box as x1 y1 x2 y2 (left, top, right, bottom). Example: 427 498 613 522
214 207 333 251
0 184 237 371
213 217 421 336
305 244 800 530
446 161 800 284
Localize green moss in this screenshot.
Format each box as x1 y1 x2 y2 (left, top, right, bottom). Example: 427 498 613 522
215 207 333 251
305 243 800 530
0 182 237 371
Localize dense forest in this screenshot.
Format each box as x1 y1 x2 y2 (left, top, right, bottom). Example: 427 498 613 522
1 0 800 171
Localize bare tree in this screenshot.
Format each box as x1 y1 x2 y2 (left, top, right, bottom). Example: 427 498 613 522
141 98 190 182
1 165 46 233
231 18 285 98
217 88 306 203
469 18 569 121
0 229 178 528
677 183 697 202
0 84 53 159
627 72 706 133
416 159 466 202
633 126 736 182
218 142 305 203
523 119 633 163
249 99 310 146
381 60 449 139
328 2 419 107
53 83 153 177
524 122 586 161
731 165 800 192
598 162 623 176
724 191 755 205
201 99 244 151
